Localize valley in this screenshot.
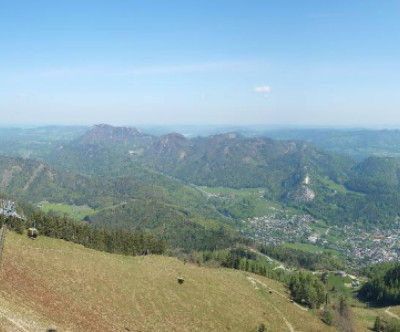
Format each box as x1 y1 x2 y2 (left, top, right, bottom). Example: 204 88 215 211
2 125 400 331
2 125 400 263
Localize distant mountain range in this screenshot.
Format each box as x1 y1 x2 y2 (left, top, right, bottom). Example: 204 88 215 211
261 128 400 160
48 124 352 194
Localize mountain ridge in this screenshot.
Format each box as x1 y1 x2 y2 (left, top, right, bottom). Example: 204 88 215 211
49 124 353 193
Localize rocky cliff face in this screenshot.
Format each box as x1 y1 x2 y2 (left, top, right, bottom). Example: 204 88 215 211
295 185 316 202
288 175 316 203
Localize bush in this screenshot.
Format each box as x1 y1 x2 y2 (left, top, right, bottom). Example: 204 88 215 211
322 308 334 326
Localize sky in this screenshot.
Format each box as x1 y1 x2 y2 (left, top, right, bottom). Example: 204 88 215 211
0 0 400 127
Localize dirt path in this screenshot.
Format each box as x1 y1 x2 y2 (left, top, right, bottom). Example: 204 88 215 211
194 186 218 199
247 276 308 312
0 309 31 332
247 277 299 332
271 305 295 332
248 248 275 262
248 277 259 290
385 307 400 320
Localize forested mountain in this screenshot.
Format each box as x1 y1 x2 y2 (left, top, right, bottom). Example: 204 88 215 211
40 124 400 226
0 155 245 250
300 157 400 226
3 124 400 228
146 133 352 190
48 124 353 194
346 157 400 194
0 155 158 207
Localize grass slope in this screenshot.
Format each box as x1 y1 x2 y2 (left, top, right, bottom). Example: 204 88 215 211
0 232 336 332
39 201 96 220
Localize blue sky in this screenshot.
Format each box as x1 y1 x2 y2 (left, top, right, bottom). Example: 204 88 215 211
1 0 399 126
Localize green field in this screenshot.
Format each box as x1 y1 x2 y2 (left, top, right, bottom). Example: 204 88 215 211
318 176 365 198
39 201 95 220
327 274 354 297
283 243 341 256
318 176 351 194
200 186 301 218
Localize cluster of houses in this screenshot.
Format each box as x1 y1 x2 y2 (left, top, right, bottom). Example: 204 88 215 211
242 213 317 246
242 212 400 269
331 225 400 268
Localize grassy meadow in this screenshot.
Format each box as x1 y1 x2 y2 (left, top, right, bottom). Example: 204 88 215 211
39 201 96 221
0 231 339 332
200 186 301 219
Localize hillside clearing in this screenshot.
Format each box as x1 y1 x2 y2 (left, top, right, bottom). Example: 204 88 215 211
39 201 96 220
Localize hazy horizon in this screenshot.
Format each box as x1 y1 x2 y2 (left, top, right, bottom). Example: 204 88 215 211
1 1 399 126
3 122 400 132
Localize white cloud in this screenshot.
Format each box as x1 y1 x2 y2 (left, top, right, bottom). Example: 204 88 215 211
253 86 271 94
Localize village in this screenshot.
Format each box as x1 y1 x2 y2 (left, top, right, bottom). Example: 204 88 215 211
242 213 400 268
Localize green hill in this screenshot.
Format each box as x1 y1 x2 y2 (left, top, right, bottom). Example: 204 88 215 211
0 156 244 251
346 156 400 194
0 231 337 332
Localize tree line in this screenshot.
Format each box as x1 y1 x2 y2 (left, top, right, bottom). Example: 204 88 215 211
0 211 165 256
359 263 400 306
259 245 344 271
